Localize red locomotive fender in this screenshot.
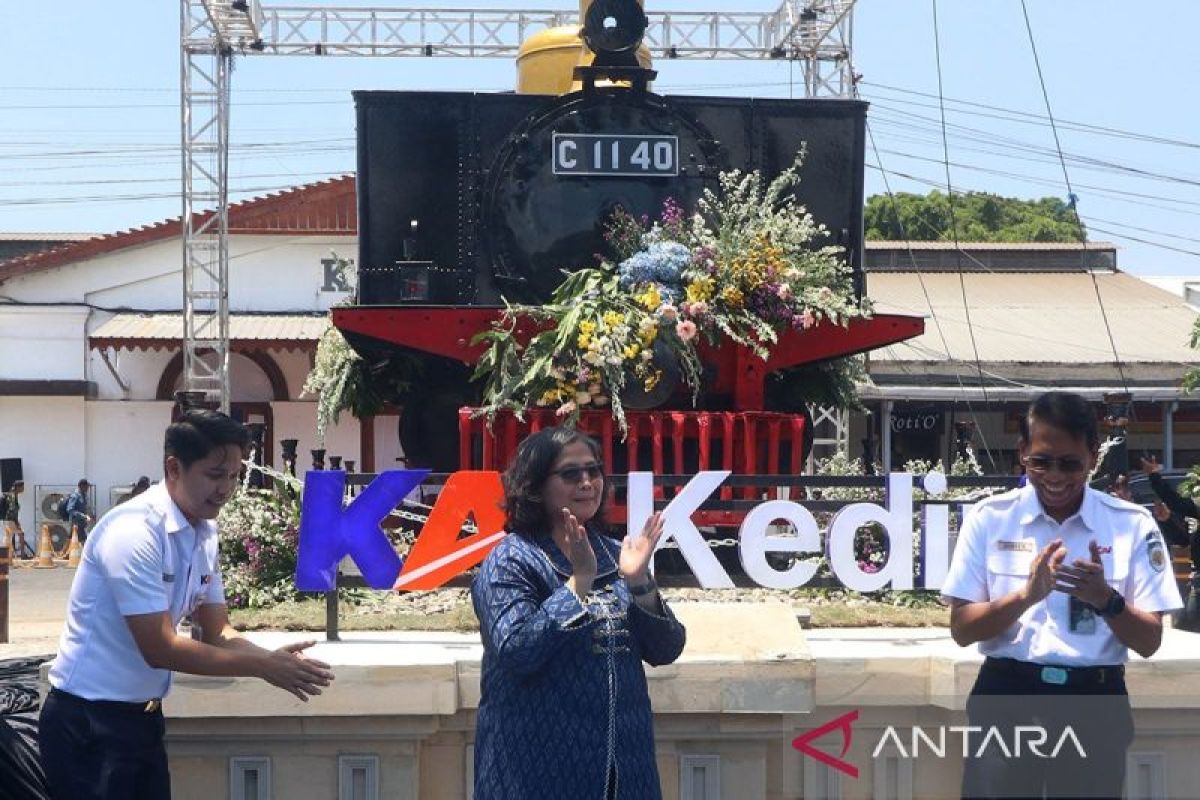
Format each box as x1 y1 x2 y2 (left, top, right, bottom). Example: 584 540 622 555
332 306 925 409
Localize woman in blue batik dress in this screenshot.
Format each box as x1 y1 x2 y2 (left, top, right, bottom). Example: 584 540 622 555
471 426 687 800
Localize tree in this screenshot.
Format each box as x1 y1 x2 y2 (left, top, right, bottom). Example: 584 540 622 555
864 190 1085 243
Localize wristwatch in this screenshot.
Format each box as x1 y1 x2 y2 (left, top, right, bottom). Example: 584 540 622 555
628 576 658 597
1095 589 1127 618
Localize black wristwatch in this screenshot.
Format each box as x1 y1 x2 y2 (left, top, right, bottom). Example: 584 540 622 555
1095 589 1127 618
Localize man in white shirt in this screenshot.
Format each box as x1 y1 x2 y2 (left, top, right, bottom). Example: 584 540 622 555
943 391 1182 800
38 410 334 800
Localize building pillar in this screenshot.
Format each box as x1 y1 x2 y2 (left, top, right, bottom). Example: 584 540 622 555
1164 400 1178 470
881 399 893 474
360 415 376 473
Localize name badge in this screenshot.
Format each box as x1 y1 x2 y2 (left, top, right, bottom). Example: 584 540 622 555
1069 595 1097 635
995 539 1035 553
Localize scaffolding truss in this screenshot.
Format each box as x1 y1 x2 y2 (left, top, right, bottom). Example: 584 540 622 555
179 1 857 411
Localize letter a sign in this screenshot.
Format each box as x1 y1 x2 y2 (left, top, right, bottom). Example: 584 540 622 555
295 470 506 592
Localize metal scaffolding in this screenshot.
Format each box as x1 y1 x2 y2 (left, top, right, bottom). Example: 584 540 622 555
179 0 857 410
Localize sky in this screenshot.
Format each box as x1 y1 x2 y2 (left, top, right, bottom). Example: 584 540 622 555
2 1 1198 276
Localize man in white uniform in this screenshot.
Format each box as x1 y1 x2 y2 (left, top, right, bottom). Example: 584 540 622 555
38 410 335 799
943 391 1181 800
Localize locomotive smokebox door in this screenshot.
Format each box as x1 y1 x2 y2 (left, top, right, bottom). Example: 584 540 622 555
484 89 722 302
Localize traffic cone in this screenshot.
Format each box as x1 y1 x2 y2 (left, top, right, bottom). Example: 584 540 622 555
66 526 82 568
32 525 57 569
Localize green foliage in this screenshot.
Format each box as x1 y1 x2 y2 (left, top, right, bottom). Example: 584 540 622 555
864 190 1085 243
1183 317 1200 396
766 356 868 411
302 324 419 444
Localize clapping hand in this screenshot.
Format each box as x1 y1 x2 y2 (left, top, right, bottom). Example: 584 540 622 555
558 508 597 600
1053 540 1111 609
620 511 666 586
1022 538 1067 606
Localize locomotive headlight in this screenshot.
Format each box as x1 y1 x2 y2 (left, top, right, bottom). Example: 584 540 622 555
581 0 648 59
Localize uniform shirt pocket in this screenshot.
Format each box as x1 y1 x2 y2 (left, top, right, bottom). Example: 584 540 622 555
1099 545 1129 591
986 550 1034 599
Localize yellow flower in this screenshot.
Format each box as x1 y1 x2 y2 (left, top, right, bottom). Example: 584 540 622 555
623 344 641 360
721 285 745 307
577 333 592 349
579 320 597 334
636 285 662 311
602 310 624 330
643 369 662 392
686 277 714 303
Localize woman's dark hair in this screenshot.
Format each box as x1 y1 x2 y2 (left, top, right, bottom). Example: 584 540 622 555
1020 391 1100 451
164 409 251 468
503 427 606 536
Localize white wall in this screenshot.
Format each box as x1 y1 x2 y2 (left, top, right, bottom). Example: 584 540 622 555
86 401 173 514
0 306 90 380
0 397 86 532
89 345 176 401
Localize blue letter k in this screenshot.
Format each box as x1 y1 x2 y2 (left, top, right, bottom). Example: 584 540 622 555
295 469 429 591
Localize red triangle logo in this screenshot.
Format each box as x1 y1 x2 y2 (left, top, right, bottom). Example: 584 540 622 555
392 471 507 591
792 709 859 778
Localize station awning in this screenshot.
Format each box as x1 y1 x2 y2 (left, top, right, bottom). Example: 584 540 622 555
89 312 328 353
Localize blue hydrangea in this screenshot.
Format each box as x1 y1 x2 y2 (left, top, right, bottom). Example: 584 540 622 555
617 241 690 296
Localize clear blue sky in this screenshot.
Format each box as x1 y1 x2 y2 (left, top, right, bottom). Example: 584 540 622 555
2 1 1197 275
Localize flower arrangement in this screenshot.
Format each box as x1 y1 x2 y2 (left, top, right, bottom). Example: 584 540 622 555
474 154 871 432
218 479 305 609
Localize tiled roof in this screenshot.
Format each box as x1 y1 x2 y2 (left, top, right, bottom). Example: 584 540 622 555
0 175 356 283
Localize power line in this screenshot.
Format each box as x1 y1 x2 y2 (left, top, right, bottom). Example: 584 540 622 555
1019 0 1128 394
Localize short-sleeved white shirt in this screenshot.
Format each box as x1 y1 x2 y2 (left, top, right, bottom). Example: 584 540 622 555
942 484 1182 667
48 481 226 702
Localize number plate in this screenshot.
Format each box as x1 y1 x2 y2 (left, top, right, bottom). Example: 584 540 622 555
552 134 679 177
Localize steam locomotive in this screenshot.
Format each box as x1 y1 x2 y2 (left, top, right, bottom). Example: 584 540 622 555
333 0 922 475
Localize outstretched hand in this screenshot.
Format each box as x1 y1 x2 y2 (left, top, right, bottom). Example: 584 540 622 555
620 511 666 585
261 640 334 702
1140 455 1163 475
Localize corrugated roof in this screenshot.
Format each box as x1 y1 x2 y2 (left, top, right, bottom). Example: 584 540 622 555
0 232 97 242
0 175 356 284
865 241 1118 251
89 313 328 352
866 272 1200 365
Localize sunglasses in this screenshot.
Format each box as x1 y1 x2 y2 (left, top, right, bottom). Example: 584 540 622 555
552 463 604 484
1023 455 1088 474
